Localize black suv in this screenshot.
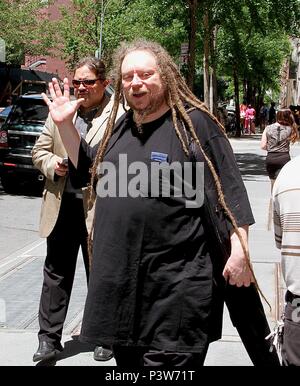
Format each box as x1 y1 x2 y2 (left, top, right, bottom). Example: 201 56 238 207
0 94 48 193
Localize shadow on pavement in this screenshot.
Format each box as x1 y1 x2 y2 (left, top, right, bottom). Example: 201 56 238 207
0 182 43 198
235 153 267 181
35 336 95 367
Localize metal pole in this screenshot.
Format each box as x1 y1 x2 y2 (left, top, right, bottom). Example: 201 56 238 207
98 0 104 59
98 0 110 59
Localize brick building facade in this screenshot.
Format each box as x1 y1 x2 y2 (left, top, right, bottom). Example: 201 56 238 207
22 0 73 82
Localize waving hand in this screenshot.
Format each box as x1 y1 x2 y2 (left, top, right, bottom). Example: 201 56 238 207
41 77 83 167
42 77 84 126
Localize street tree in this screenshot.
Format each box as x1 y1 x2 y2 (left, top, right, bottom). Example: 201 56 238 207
57 0 187 69
55 0 299 128
0 0 57 65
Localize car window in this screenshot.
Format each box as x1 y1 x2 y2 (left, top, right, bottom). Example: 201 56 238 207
0 106 12 118
8 98 48 124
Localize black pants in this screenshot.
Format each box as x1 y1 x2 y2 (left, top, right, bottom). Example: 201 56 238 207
113 346 208 367
282 291 300 366
38 193 89 344
225 284 281 366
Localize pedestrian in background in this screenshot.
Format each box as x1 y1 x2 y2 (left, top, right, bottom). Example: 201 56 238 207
239 100 247 133
261 108 298 230
268 102 276 124
260 108 299 191
32 56 124 363
259 103 268 133
245 104 256 134
273 155 300 366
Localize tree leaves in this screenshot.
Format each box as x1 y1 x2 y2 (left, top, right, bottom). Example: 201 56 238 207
0 0 57 64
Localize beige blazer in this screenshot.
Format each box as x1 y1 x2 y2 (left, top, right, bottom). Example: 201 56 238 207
32 94 125 237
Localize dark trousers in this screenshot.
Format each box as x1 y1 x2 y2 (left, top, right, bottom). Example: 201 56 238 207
282 291 300 366
38 193 89 344
225 284 281 366
113 346 208 367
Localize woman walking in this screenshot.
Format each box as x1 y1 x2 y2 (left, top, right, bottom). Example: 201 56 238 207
261 108 299 189
260 108 299 229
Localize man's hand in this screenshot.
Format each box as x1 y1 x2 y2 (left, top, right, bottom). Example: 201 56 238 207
41 78 82 168
222 225 254 287
55 158 68 177
42 77 84 126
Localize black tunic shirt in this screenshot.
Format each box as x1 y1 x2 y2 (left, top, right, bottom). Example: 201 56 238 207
76 108 254 352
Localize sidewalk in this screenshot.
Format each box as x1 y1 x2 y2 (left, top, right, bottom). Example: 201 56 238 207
0 137 283 366
229 131 263 141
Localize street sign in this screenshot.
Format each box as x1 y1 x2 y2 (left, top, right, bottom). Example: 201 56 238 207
180 42 189 65
181 42 189 55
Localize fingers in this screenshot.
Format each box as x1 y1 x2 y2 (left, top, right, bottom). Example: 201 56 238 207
222 267 228 280
48 80 56 100
55 160 68 177
75 98 85 109
226 273 252 287
63 77 70 99
229 277 242 286
48 77 63 100
53 77 63 97
55 169 67 177
44 77 72 114
223 266 253 287
41 92 51 107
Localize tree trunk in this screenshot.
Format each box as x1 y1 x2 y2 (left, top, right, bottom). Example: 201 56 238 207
246 80 252 105
210 26 218 115
233 65 241 138
242 78 247 102
187 0 197 90
209 72 213 113
203 9 210 107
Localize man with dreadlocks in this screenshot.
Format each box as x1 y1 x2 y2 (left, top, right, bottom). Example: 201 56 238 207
42 40 279 366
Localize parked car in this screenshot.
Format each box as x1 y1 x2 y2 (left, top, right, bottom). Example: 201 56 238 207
0 94 48 194
0 106 12 128
0 106 12 158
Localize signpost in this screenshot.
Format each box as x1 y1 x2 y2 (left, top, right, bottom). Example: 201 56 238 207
0 39 6 63
180 42 189 65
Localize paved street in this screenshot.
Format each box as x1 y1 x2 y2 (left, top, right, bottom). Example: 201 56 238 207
0 135 299 366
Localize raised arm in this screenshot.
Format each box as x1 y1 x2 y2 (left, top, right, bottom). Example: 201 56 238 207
42 77 84 167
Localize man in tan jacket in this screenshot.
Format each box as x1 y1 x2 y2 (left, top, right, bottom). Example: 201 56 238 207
32 57 124 363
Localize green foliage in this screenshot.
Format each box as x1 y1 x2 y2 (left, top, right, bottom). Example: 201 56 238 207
57 0 188 69
200 0 299 104
1 0 298 105
55 0 299 102
57 0 99 67
0 0 57 65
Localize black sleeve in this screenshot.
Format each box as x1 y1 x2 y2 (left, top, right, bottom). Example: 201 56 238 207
204 134 255 227
68 138 99 188
189 109 255 228
68 113 128 188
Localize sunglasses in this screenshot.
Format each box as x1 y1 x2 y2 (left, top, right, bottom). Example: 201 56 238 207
72 78 101 88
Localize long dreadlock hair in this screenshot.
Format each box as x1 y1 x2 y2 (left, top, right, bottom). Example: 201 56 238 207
88 39 270 308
